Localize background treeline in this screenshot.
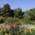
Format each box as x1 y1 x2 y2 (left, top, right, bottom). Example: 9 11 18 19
0 4 24 18
0 4 35 24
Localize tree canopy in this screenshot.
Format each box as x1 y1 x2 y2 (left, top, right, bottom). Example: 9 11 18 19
0 3 35 24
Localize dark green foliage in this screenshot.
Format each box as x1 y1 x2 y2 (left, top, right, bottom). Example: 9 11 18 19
0 4 24 18
0 3 35 24
0 19 4 23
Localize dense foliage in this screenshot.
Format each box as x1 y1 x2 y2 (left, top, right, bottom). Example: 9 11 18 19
0 4 35 24
0 3 35 35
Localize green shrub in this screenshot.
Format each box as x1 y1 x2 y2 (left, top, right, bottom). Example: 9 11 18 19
0 19 4 24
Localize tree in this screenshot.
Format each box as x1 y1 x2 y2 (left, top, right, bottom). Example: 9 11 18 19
14 8 22 16
1 4 11 16
0 8 3 16
14 8 24 18
24 8 35 24
3 4 10 13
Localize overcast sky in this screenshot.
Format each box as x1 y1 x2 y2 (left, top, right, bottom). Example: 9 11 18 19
0 0 35 11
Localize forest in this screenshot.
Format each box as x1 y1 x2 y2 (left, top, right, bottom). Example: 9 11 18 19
0 4 35 24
